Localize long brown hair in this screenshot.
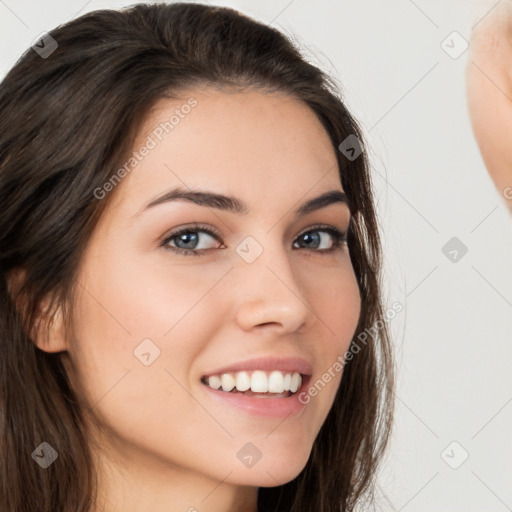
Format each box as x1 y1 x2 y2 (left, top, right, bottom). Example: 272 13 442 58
0 3 394 511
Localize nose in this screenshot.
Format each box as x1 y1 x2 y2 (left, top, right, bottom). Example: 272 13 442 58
230 238 316 334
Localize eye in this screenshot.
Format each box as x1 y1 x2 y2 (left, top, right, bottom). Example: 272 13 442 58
160 223 348 256
161 223 223 256
293 225 347 253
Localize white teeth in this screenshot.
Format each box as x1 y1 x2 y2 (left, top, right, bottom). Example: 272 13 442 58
207 375 221 390
283 373 292 391
235 371 251 392
204 370 303 394
290 372 302 393
250 370 267 392
268 370 284 393
221 373 235 392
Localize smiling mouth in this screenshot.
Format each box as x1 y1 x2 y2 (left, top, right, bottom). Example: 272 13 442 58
200 370 308 398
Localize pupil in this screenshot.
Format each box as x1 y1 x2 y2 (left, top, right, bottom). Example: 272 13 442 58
178 232 198 249
303 232 319 248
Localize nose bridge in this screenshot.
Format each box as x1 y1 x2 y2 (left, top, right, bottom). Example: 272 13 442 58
230 233 313 331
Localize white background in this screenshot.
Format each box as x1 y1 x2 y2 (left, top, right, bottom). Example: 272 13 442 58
1 1 511 510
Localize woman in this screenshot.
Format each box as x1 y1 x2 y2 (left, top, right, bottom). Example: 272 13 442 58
0 3 394 511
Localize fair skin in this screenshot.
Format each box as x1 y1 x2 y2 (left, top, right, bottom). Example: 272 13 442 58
466 0 512 212
34 88 361 512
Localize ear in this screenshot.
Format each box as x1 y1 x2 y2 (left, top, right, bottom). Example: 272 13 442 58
7 268 69 353
31 298 68 353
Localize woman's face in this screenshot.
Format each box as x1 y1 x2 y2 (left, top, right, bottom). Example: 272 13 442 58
63 88 361 489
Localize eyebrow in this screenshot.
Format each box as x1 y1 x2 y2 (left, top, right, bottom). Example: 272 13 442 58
136 187 349 218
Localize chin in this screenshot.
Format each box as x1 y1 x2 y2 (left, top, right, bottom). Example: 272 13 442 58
225 450 311 488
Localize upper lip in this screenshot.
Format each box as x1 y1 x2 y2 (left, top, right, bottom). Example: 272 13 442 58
201 356 313 378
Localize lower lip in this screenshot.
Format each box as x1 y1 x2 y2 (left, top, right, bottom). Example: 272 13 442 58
201 375 312 418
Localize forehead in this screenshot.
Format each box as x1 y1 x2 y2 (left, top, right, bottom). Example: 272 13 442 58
108 87 343 215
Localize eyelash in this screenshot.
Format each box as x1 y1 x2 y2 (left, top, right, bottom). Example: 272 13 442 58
160 222 348 257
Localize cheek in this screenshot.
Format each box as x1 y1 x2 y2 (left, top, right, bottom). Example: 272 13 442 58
330 268 360 338
298 261 361 420
73 246 217 344
304 259 361 346
67 251 226 404
66 257 228 464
